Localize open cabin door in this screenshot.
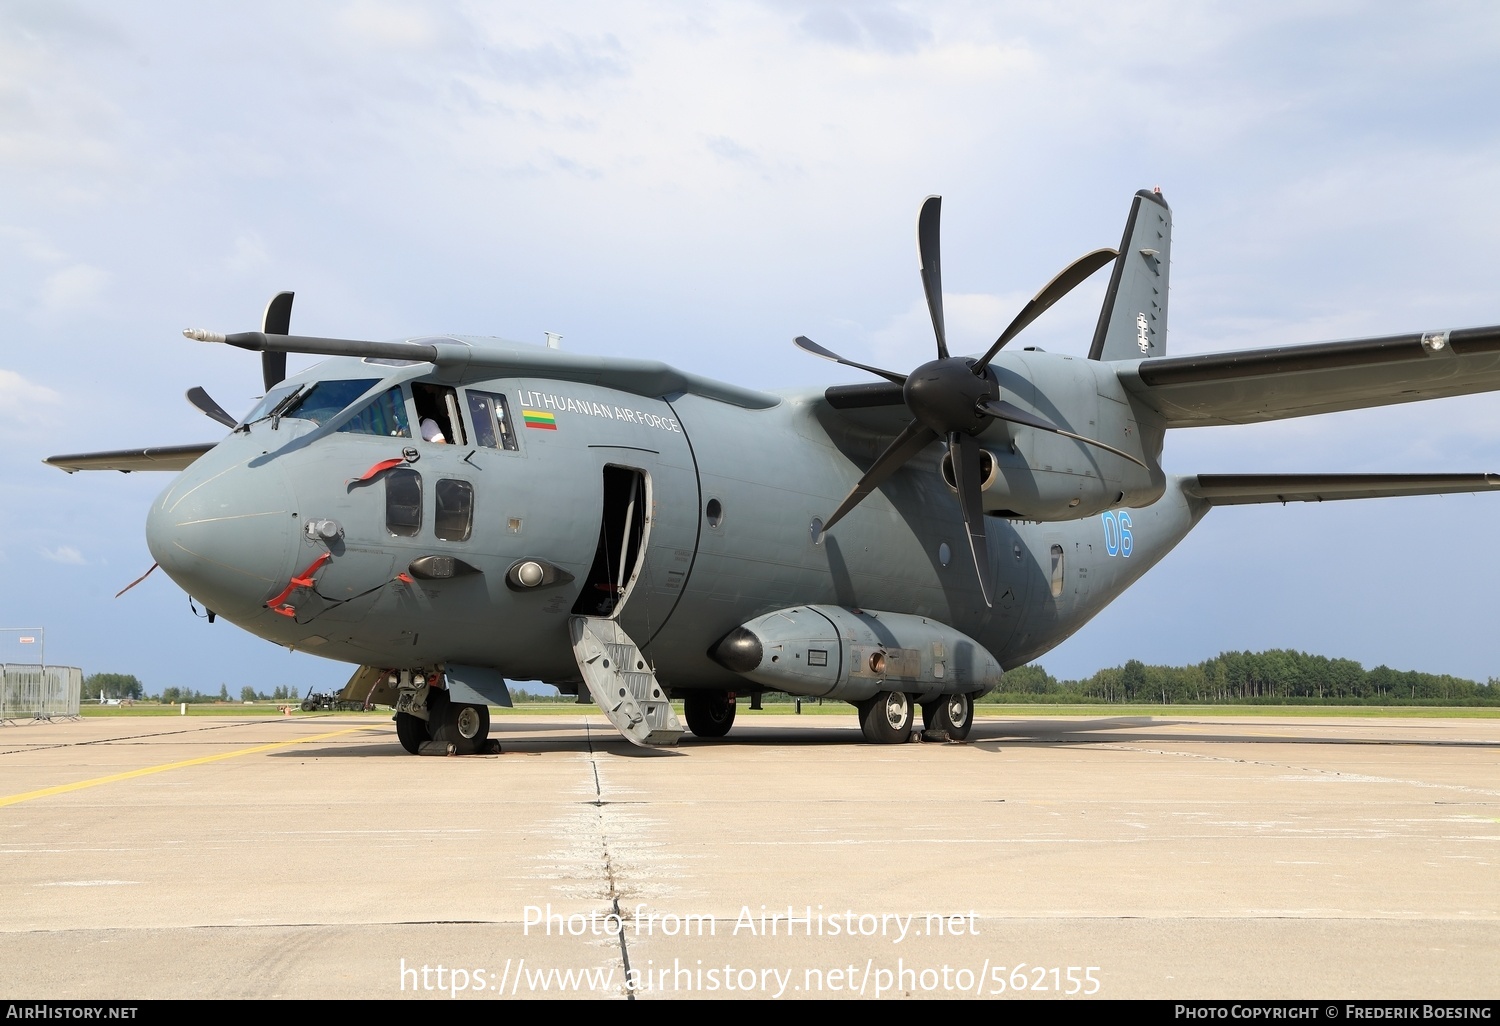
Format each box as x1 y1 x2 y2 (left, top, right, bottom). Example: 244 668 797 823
568 463 684 747
571 465 648 619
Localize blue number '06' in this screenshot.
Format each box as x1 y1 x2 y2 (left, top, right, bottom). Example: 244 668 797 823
1101 510 1133 558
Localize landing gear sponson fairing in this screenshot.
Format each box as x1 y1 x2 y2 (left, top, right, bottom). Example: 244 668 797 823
47 190 1500 752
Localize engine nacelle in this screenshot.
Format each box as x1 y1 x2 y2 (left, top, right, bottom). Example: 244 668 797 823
709 605 1003 703
940 442 1161 521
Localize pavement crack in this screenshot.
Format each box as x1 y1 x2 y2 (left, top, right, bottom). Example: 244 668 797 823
583 718 636 1001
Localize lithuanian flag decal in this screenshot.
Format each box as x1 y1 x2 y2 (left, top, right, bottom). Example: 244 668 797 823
522 409 557 430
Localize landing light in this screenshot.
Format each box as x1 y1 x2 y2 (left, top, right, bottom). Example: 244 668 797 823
304 518 343 542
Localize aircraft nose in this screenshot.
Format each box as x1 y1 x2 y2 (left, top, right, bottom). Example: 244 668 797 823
146 454 299 618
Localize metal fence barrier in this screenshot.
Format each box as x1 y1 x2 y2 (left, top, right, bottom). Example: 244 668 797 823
0 665 83 723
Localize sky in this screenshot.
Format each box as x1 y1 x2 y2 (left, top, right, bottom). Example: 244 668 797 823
4 1 1500 696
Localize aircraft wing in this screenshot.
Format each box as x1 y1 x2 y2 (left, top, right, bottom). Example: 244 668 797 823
1182 472 1500 506
44 443 216 473
1117 324 1500 426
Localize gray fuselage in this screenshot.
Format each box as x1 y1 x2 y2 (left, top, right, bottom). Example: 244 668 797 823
145 347 1203 693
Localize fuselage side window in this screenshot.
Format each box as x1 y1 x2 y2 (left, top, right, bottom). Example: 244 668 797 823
466 390 519 451
338 386 411 437
435 479 474 542
386 468 422 537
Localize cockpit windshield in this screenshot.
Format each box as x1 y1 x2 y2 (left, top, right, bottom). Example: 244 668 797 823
241 384 299 425
279 379 380 426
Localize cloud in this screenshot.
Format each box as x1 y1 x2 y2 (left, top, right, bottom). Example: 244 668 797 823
480 36 629 88
40 545 86 566
39 263 109 314
0 224 65 265
333 1 442 50
865 290 1032 370
0 369 61 420
790 1 933 54
706 135 758 167
226 232 270 274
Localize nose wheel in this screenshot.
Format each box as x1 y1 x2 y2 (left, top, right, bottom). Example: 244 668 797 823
413 689 491 755
395 711 426 754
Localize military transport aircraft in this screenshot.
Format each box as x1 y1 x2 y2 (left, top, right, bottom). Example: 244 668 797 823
46 189 1500 754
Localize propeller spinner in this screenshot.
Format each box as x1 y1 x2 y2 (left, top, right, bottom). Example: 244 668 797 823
798 196 1137 606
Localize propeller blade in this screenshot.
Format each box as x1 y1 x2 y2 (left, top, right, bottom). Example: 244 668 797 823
261 291 294 392
978 398 1147 469
794 336 907 385
822 420 938 533
948 431 992 607
917 195 948 360
185 386 237 429
973 248 1118 372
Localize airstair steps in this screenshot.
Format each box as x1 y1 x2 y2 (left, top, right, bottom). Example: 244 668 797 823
569 616 682 747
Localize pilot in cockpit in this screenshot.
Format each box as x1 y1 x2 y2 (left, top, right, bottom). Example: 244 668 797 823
420 417 447 444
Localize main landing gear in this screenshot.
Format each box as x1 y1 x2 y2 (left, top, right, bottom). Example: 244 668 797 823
684 690 737 739
921 692 974 741
856 691 974 743
395 688 492 755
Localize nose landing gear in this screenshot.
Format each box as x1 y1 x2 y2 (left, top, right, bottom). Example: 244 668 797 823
394 683 493 755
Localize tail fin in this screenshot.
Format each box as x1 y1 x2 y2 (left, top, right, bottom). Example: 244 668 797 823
1088 188 1171 362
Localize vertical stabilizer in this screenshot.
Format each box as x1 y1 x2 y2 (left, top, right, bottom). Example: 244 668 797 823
1088 189 1171 362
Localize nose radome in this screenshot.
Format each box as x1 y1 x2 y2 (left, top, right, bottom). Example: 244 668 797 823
147 456 299 618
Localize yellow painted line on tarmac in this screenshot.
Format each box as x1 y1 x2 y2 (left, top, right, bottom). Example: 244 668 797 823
0 726 374 808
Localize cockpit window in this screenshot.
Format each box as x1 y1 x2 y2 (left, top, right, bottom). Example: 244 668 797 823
241 384 298 425
467 390 519 451
337 386 410 437
281 379 380 426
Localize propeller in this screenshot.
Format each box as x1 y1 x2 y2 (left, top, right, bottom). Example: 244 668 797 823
261 291 294 391
184 291 295 427
799 196 1134 606
185 386 237 429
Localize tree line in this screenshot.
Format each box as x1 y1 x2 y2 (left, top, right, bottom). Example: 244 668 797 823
84 674 304 704
86 649 1500 709
993 650 1498 705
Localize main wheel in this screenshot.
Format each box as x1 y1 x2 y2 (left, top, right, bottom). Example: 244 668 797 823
428 690 490 754
684 691 737 739
858 690 913 744
922 693 974 741
395 710 428 754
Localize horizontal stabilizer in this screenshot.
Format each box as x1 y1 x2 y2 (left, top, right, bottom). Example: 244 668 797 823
1183 472 1500 506
44 443 215 473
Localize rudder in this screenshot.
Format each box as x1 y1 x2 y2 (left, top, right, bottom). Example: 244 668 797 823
1088 188 1171 362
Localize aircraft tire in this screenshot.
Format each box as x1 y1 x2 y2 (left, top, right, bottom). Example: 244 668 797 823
395 711 427 755
922 693 973 741
858 691 913 744
428 690 490 754
684 691 737 738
